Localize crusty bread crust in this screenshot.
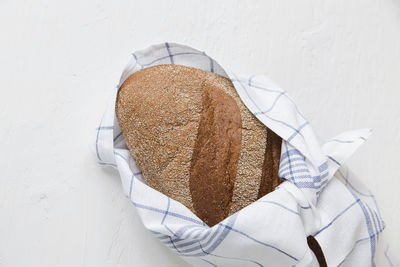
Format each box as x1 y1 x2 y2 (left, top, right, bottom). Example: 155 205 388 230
116 64 282 226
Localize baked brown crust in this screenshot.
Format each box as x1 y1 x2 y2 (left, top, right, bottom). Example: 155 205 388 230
189 79 242 226
258 128 283 198
116 64 282 226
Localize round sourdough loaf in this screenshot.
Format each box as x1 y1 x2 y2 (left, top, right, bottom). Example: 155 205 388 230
116 64 282 226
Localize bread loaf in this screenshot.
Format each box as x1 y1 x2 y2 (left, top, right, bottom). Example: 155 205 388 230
116 64 282 226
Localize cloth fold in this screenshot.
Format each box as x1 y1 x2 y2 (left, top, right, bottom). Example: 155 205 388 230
94 42 387 266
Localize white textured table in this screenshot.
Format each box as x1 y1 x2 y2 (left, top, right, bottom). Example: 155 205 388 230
0 1 398 266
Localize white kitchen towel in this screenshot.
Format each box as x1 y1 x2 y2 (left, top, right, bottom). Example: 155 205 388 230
94 43 390 266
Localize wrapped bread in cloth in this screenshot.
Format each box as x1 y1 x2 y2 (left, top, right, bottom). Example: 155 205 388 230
116 64 282 226
95 43 388 267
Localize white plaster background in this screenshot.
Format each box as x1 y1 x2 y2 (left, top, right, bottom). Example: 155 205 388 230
0 0 399 266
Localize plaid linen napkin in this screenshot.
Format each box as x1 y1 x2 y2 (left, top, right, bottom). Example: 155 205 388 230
94 43 390 267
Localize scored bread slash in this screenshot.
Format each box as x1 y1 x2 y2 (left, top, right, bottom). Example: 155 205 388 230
116 64 282 226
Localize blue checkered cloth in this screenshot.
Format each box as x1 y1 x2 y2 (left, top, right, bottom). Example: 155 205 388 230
94 43 391 266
